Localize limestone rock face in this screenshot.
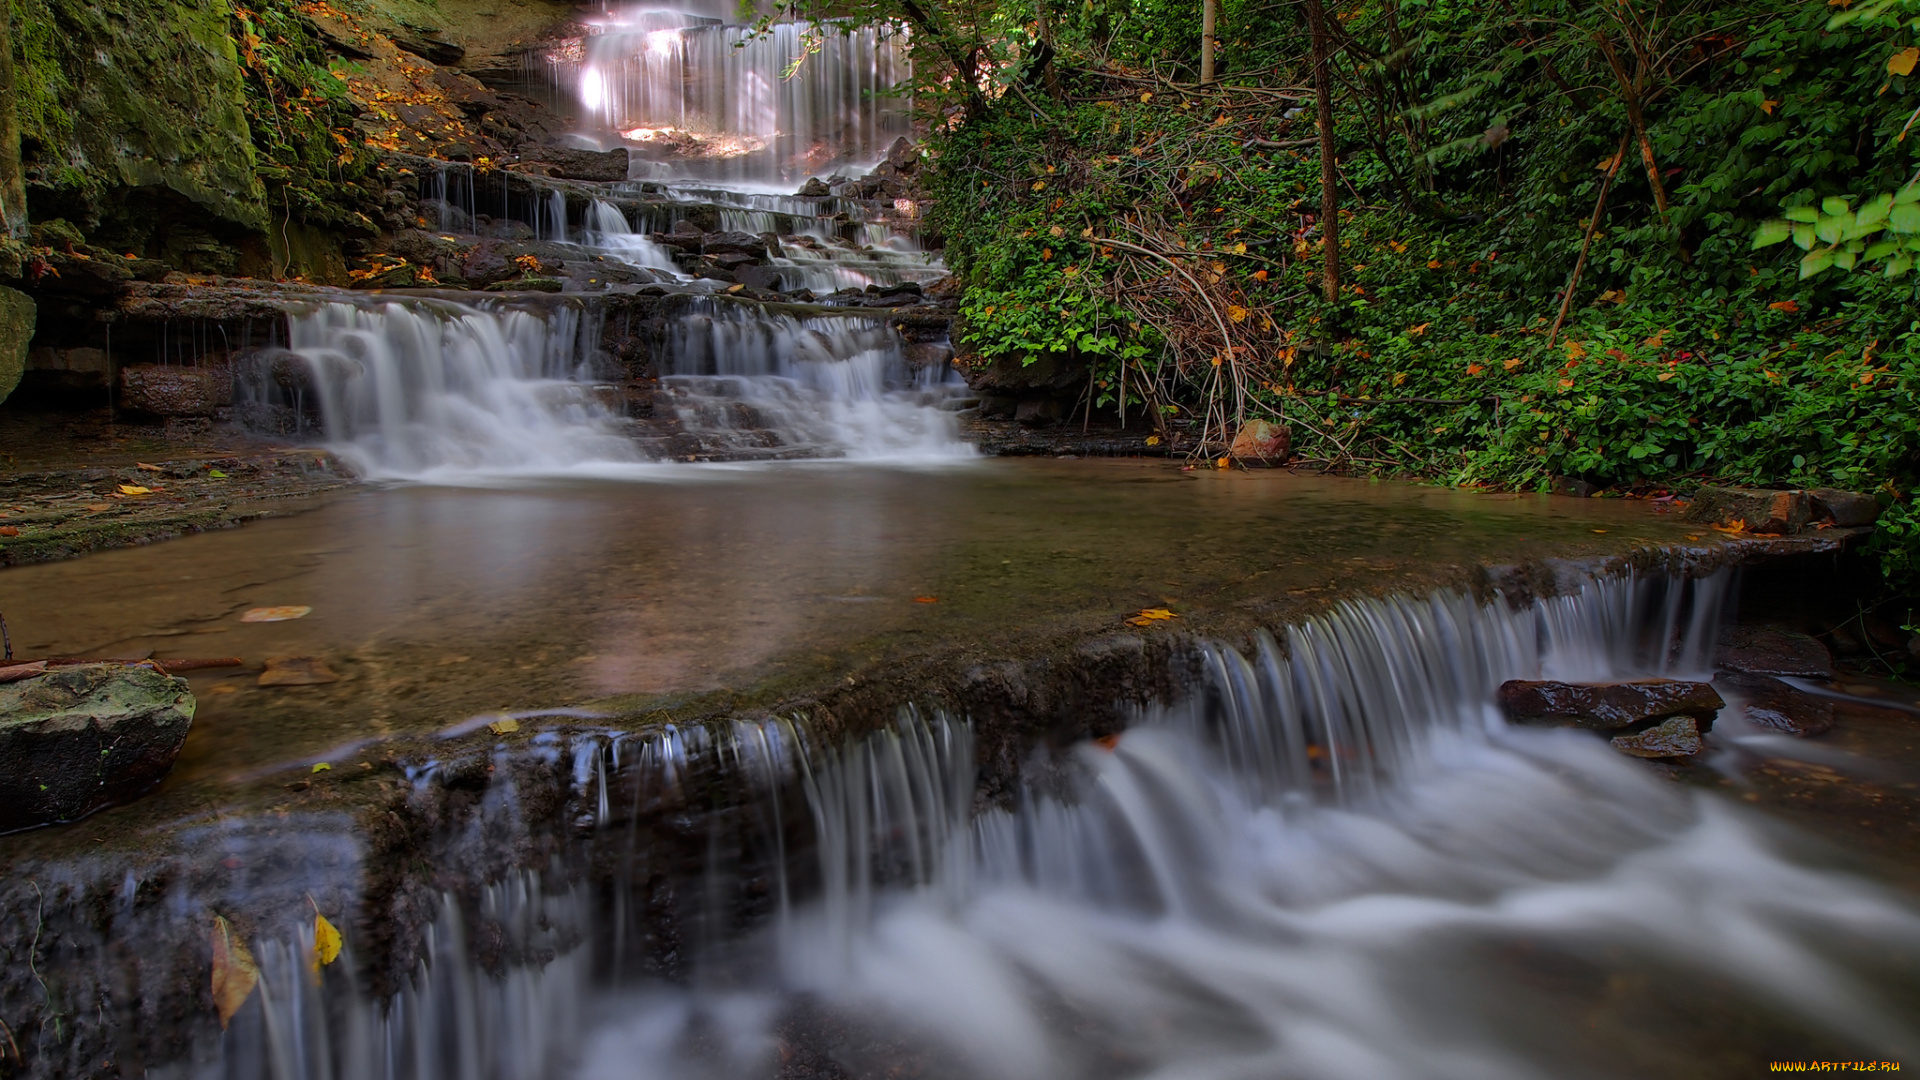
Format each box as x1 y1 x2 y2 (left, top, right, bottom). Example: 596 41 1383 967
0 284 34 405
0 663 195 832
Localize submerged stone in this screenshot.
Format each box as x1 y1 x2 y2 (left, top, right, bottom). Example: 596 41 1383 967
1610 714 1703 758
1497 679 1723 731
259 656 340 687
0 663 194 832
1715 625 1833 679
1715 670 1835 737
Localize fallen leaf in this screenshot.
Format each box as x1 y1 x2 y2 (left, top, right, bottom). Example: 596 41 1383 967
260 655 340 686
1759 99 1779 115
1252 269 1268 282
0 660 49 683
1891 47 1919 77
135 462 164 472
1226 304 1249 323
0 526 17 537
913 596 939 603
1657 371 1675 382
1503 357 1524 372
83 503 111 511
1714 518 1748 534
1768 299 1799 312
1642 328 1668 349
1092 734 1121 751
241 606 312 623
211 916 258 1029
1032 180 1046 191
1144 434 1162 446
1466 363 1485 376
1408 323 1429 336
1564 340 1588 359
1592 529 1608 534
1427 259 1443 269
312 762 332 773
118 485 152 496
208 469 229 479
1124 607 1179 627
487 717 520 735
313 913 343 971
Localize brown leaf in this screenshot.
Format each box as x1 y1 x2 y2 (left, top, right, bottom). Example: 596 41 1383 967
240 606 311 623
259 656 340 687
211 916 258 1029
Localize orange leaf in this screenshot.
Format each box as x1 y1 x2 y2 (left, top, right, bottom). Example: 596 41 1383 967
913 596 939 603
241 605 312 623
211 917 259 1029
1564 340 1587 359
1465 363 1485 376
1768 299 1799 312
1759 99 1779 115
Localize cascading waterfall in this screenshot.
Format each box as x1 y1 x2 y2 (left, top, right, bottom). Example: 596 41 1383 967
211 571 1920 1079
265 299 639 481
658 299 971 460
582 199 682 275
576 12 912 185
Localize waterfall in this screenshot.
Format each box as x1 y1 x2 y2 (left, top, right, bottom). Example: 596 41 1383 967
582 199 681 275
267 299 639 481
576 13 912 185
244 296 969 479
658 299 970 460
203 571 1920 1079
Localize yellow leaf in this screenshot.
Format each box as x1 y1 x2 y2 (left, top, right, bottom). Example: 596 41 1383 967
1211 261 1226 274
1564 340 1588 359
1758 99 1779 115
1408 323 1429 336
117 484 152 496
1042 247 1053 260
1125 607 1179 626
1231 242 1247 255
1503 357 1524 372
1392 372 1408 386
1215 456 1230 469
1657 371 1675 382
211 916 259 1029
1227 305 1249 323
488 717 520 735
1642 328 1668 349
1032 181 1046 191
1891 47 1919 77
312 762 331 773
1144 434 1162 446
313 913 343 969
1427 259 1442 269
241 605 312 623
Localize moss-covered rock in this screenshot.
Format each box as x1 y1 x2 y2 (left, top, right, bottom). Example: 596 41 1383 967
0 663 195 832
0 283 34 403
11 0 266 231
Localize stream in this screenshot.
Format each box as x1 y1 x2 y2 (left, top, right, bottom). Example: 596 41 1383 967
2 2 1918 1078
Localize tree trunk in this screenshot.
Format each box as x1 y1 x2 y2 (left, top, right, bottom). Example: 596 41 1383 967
1200 0 1216 84
1306 0 1340 301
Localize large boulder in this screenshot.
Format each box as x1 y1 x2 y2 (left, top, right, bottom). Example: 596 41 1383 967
1230 419 1290 464
0 284 33 405
522 146 630 182
1497 679 1723 732
0 663 195 832
1715 625 1832 679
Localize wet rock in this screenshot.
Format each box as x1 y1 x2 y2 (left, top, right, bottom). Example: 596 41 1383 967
0 285 34 405
483 276 565 293
520 146 630 182
1229 419 1290 464
884 136 920 172
1550 475 1598 498
1809 487 1880 527
0 663 195 832
1714 670 1834 737
1715 625 1832 679
797 177 831 197
1610 715 1703 759
711 252 760 271
390 29 465 66
1497 679 1723 731
259 656 340 687
1682 485 1811 534
120 364 232 417
733 264 783 291
701 231 770 259
903 341 953 370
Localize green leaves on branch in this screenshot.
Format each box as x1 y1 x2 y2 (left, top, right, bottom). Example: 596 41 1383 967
1752 186 1920 278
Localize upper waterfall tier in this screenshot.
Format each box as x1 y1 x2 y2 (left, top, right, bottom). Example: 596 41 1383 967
569 8 913 185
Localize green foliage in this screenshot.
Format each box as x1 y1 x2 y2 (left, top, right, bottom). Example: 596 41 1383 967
1755 184 1920 278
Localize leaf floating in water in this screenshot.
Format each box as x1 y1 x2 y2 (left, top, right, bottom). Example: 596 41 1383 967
488 717 520 735
1092 733 1122 751
1125 608 1179 627
260 655 340 686
313 913 343 970
913 596 939 604
210 916 258 1029
241 606 312 623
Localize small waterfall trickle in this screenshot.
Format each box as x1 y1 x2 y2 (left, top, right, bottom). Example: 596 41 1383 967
659 299 972 460
582 198 681 274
